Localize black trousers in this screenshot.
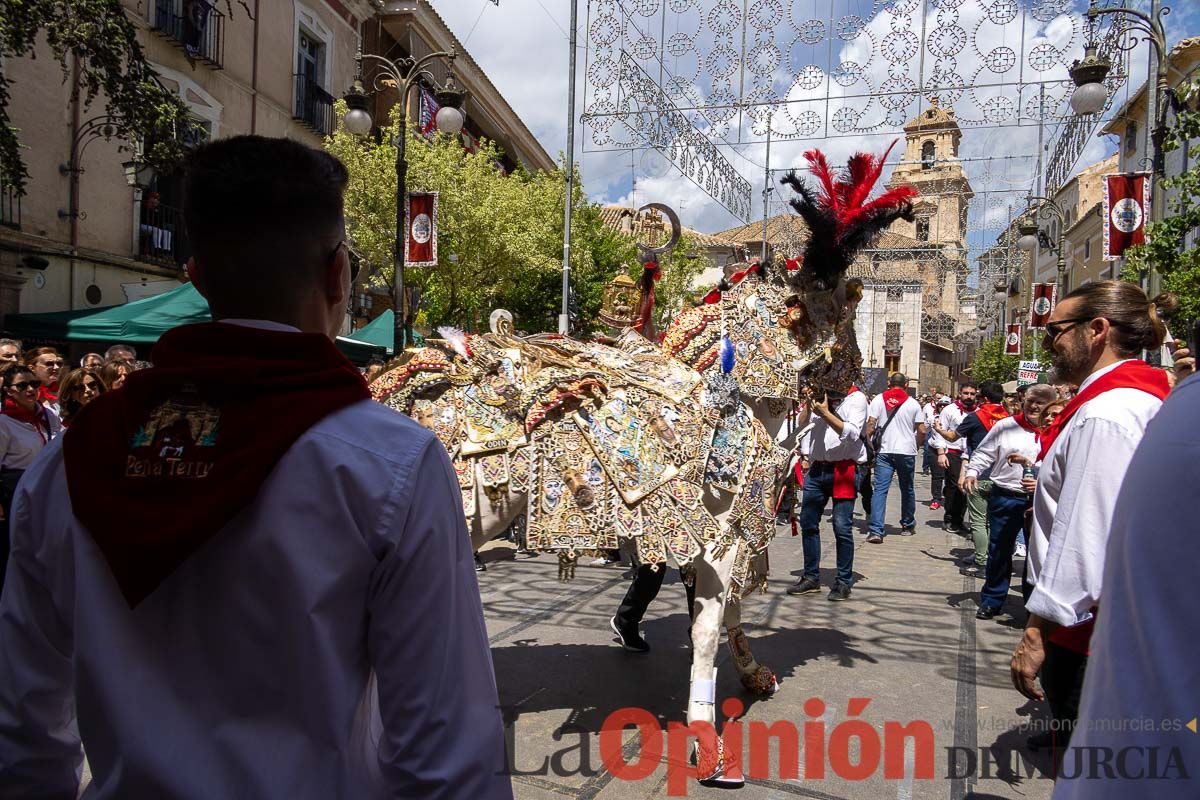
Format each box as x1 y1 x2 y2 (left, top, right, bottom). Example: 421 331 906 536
1041 641 1089 750
928 449 945 503
615 563 696 629
942 450 966 527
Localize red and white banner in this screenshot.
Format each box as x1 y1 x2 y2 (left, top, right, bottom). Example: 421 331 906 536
1005 323 1022 355
405 192 438 267
1028 283 1056 330
418 88 440 139
1103 173 1151 260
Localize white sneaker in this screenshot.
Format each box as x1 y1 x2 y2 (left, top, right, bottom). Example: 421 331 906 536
1014 542 1027 558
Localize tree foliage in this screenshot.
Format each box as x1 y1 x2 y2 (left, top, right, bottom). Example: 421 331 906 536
968 332 1039 384
1123 78 1200 324
0 0 214 193
325 101 705 335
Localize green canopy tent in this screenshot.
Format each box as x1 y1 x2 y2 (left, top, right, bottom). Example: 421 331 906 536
3 283 390 364
339 310 425 355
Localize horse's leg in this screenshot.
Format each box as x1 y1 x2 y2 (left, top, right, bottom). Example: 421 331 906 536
687 540 743 786
723 556 779 696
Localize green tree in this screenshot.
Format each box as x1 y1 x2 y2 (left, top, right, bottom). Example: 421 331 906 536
968 333 1039 384
1123 78 1200 323
325 101 705 335
0 0 215 193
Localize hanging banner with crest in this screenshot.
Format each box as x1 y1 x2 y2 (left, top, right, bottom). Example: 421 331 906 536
1005 323 1022 355
1103 173 1151 260
1028 283 1056 330
405 193 438 267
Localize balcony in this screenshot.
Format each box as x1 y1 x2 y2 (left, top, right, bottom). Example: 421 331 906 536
153 0 224 69
0 179 18 230
294 75 335 136
138 201 189 269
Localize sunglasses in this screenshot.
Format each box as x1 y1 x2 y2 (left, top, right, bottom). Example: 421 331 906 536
1044 317 1094 340
10 380 42 391
331 239 360 283
37 360 64 368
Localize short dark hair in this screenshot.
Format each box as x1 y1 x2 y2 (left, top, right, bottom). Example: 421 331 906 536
2 365 35 388
888 372 907 387
977 381 1004 403
959 380 977 391
182 135 349 318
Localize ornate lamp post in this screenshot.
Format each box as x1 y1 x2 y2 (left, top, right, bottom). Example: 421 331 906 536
342 45 467 351
1016 196 1069 292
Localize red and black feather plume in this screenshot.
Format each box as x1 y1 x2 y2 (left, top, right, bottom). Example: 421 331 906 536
781 140 917 290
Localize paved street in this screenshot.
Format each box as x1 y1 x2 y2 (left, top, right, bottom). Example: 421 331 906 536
479 471 1058 800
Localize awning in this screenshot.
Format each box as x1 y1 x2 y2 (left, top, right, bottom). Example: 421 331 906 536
4 284 397 365
3 283 209 343
338 310 424 355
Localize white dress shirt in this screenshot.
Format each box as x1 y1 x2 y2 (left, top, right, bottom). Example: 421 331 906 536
0 328 513 799
926 404 951 449
937 403 968 452
1025 359 1163 629
1055 374 1200 799
866 395 923 456
800 390 868 463
0 409 61 469
964 416 1039 491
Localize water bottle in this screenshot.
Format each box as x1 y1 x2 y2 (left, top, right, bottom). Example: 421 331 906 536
1022 465 1035 494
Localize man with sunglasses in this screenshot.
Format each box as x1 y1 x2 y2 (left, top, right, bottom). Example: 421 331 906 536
0 137 511 799
1008 281 1173 758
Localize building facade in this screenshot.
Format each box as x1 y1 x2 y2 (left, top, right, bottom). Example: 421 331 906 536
1 0 552 340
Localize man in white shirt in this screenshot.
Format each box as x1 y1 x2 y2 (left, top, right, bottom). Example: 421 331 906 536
1054 372 1198 798
864 373 925 544
926 395 951 510
787 384 869 601
963 384 1056 620
0 136 512 799
1009 281 1171 758
921 389 943 476
935 382 978 534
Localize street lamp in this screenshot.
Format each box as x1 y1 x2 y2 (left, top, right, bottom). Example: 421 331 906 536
341 44 467 352
1069 42 1112 116
122 157 157 189
1022 196 1069 291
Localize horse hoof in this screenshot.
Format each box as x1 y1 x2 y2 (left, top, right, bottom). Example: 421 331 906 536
740 665 779 696
695 740 745 788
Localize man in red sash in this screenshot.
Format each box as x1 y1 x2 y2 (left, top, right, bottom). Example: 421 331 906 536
1009 281 1172 760
0 137 512 799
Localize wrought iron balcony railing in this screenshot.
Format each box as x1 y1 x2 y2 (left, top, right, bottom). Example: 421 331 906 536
294 74 335 136
153 0 224 69
138 201 189 269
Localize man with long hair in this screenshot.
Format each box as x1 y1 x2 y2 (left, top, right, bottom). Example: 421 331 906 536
1009 281 1173 757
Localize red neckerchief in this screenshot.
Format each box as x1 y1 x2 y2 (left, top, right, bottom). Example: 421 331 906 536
847 385 859 395
974 403 1010 432
882 387 909 411
2 400 52 444
38 383 59 406
63 323 370 607
1037 360 1169 461
1012 412 1039 435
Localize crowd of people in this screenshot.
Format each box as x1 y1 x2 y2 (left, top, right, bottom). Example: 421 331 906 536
784 279 1196 792
0 341 148 594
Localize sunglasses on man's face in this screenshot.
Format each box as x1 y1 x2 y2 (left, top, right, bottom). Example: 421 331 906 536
10 381 42 392
1044 317 1094 341
331 240 360 283
37 360 64 369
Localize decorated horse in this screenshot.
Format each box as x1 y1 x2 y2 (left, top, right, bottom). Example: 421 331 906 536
660 143 917 444
369 316 784 787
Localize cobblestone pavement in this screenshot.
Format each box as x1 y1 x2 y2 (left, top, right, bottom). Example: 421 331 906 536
479 471 1058 800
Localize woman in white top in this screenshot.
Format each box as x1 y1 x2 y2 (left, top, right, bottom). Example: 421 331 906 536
0 365 61 595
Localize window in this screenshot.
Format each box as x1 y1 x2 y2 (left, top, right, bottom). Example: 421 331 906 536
886 285 904 302
1084 237 1091 260
916 218 930 242
293 2 334 135
921 140 936 170
885 353 901 374
885 321 901 349
152 0 225 69
1126 120 1139 155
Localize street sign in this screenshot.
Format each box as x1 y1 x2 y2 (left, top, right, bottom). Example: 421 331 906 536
1017 360 1041 387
